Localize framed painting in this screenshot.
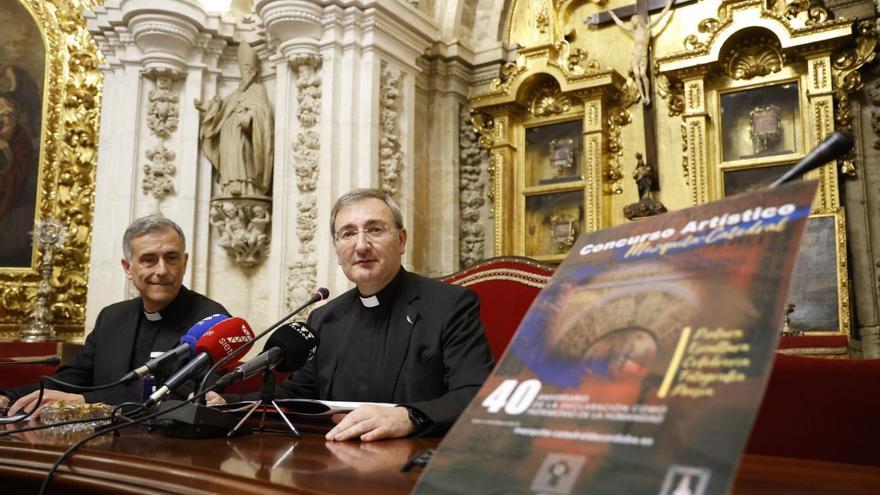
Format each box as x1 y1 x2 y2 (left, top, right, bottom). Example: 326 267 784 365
0 0 102 340
784 210 849 335
0 0 45 268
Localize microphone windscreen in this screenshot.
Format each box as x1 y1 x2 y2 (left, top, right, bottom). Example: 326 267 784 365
179 313 230 355
315 288 330 301
195 317 255 370
265 321 320 373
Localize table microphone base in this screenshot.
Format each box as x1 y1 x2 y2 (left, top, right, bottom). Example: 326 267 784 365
155 400 251 438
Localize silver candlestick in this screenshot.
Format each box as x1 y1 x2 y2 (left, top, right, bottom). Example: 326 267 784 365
18 218 69 342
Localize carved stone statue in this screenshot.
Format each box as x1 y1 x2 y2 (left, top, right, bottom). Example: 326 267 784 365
195 42 273 197
209 200 270 267
608 0 674 106
623 152 667 220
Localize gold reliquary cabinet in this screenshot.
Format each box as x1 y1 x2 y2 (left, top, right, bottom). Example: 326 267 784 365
654 0 877 212
652 0 876 337
470 42 628 263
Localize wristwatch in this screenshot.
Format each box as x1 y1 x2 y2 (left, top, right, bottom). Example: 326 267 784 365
401 406 432 435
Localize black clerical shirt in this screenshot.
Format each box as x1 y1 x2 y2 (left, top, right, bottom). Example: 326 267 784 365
329 269 404 402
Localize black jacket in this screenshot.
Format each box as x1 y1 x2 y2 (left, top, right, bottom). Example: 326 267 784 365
2 286 228 405
277 269 494 435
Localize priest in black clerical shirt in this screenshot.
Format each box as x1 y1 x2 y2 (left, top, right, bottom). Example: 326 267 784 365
214 188 495 442
1 216 227 415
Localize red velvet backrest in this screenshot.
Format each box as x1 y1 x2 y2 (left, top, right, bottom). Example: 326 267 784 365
441 257 554 361
746 353 880 466
0 358 58 390
0 341 60 358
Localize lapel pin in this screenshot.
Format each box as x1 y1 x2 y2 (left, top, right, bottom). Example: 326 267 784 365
406 315 414 325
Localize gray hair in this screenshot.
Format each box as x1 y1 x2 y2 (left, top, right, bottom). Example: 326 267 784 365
122 215 186 260
330 188 404 235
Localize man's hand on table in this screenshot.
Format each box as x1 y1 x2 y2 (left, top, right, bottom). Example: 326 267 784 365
326 404 414 442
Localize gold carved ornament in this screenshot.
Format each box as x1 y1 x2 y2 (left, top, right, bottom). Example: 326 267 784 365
831 20 878 176
725 36 785 80
0 0 102 340
604 108 631 195
528 82 571 117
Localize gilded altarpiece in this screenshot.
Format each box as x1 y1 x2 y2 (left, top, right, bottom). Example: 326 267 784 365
654 0 876 335
470 41 627 263
0 0 102 340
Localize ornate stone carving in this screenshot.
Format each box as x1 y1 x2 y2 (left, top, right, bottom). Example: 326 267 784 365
459 107 487 268
528 81 571 117
141 72 181 209
145 73 180 138
287 54 323 310
291 55 322 193
143 145 176 203
209 200 271 267
725 36 784 80
379 65 403 196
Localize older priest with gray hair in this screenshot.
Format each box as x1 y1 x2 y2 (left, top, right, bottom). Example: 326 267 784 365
1 215 228 416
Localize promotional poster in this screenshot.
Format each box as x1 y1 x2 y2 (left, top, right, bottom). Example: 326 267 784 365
414 181 818 495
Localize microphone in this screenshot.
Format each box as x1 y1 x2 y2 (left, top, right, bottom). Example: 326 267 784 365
197 288 330 394
119 313 230 383
769 131 855 188
0 357 61 367
144 317 254 407
213 321 319 388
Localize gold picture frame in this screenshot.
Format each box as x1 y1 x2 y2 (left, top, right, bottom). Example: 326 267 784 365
0 0 102 340
785 209 850 335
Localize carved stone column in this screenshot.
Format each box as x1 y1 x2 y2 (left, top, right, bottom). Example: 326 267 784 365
86 0 236 328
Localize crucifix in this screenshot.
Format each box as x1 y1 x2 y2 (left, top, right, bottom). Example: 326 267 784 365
586 0 694 192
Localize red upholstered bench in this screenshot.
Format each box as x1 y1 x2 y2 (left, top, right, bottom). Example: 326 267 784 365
440 256 554 361
746 353 880 466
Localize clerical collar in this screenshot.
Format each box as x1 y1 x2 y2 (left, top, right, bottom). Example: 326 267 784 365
143 311 162 321
360 295 380 307
357 268 404 308
140 286 189 322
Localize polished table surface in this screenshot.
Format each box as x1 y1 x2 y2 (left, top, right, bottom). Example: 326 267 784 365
2 422 879 494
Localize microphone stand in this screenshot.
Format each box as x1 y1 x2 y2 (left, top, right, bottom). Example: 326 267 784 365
227 367 300 437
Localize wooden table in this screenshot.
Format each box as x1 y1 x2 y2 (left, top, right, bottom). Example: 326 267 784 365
1 423 878 494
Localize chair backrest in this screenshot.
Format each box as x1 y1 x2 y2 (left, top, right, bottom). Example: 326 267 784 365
441 256 554 361
0 358 59 390
746 353 880 466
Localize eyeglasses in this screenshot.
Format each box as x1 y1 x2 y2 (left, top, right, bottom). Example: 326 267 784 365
333 224 395 245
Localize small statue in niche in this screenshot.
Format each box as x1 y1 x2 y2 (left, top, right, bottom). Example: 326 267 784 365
633 152 653 200
624 152 667 220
